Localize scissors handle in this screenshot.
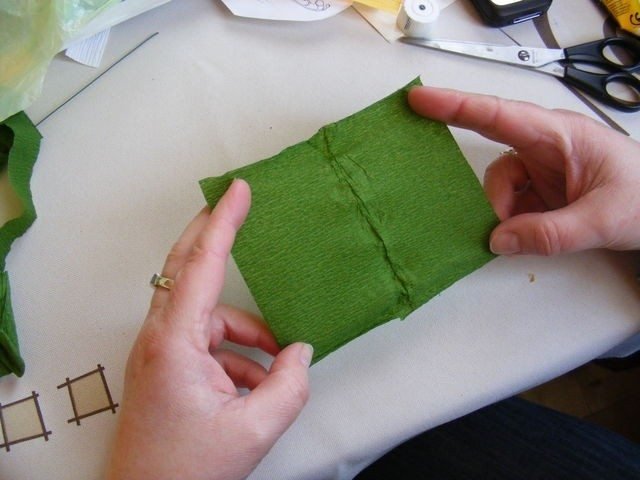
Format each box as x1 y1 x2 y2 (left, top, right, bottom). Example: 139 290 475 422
564 37 640 73
563 66 640 112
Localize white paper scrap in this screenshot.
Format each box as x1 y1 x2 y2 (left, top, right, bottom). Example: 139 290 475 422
220 0 352 22
353 4 402 41
65 29 111 68
63 0 172 49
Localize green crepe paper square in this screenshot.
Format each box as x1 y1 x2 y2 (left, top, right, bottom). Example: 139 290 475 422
200 78 498 362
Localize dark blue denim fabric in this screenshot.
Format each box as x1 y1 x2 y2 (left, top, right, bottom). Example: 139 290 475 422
356 397 640 479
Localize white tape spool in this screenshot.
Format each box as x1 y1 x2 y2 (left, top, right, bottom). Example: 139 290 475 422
397 0 441 38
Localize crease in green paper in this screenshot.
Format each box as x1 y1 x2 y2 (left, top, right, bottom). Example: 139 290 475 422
200 78 498 362
314 127 415 317
0 112 42 377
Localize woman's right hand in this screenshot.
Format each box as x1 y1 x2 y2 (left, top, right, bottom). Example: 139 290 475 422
408 86 640 256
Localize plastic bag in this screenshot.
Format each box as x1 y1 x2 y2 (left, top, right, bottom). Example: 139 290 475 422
0 0 118 122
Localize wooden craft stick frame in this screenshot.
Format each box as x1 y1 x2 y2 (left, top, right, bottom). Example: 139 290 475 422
57 364 118 425
0 391 51 451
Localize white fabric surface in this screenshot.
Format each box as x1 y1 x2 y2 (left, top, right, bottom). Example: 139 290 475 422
601 332 640 358
0 1 639 479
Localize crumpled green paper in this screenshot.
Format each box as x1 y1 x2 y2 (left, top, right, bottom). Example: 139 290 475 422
0 112 42 376
200 79 498 362
0 0 118 122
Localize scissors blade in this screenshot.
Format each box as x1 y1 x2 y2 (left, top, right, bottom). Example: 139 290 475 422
400 37 564 69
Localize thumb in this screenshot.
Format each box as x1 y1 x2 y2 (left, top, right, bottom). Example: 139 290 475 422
489 199 606 256
245 342 312 441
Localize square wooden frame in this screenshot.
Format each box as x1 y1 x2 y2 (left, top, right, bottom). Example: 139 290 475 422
0 391 51 451
57 364 118 425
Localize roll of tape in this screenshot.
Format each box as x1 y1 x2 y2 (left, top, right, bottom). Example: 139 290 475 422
397 0 440 38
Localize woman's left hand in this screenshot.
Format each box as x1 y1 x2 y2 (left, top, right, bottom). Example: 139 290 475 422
106 179 313 480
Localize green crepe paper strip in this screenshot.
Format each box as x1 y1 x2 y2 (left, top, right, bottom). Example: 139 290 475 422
0 112 42 377
200 78 498 362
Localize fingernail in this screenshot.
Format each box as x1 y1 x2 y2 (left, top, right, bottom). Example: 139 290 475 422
299 343 314 367
490 233 520 255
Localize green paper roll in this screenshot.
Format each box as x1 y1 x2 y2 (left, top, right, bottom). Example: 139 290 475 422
0 112 42 377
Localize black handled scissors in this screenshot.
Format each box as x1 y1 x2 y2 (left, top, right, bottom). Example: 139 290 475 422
400 36 640 112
